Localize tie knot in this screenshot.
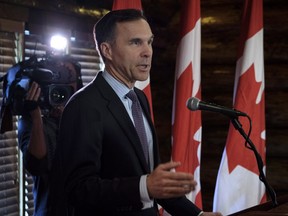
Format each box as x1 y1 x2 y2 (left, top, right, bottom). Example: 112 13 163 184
126 90 138 102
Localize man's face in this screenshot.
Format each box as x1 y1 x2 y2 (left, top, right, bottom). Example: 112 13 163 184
102 19 154 88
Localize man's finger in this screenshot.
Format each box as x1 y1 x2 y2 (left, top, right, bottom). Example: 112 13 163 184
157 161 181 171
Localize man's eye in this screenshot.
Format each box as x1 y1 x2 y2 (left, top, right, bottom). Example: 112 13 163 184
131 40 141 45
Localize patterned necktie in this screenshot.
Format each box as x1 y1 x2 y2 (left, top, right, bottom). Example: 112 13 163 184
126 90 149 165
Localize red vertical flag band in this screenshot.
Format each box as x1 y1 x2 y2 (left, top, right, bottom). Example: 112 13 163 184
112 0 142 10
112 0 154 120
213 0 266 215
171 0 202 209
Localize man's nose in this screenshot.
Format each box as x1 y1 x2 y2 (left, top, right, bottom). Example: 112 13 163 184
141 44 153 58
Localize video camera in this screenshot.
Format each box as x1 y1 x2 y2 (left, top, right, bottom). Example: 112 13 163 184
1 54 83 116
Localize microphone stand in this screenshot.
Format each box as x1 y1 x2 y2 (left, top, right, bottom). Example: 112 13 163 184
230 117 278 207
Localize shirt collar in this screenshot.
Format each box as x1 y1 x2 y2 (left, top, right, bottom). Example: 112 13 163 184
102 70 132 100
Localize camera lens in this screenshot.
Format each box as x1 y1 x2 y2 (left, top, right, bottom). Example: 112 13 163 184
49 85 73 106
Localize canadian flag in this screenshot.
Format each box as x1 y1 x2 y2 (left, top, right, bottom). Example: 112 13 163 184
171 0 202 209
112 0 154 119
213 0 266 215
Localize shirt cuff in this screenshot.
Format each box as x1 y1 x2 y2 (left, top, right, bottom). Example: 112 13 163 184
139 175 154 209
197 211 204 216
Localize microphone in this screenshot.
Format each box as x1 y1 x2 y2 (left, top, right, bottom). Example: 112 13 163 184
186 97 247 118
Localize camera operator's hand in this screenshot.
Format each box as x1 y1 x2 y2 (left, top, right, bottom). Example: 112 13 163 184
23 81 47 159
24 82 41 114
146 161 197 199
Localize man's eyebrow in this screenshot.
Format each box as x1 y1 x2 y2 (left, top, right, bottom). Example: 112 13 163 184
129 38 141 43
129 36 153 42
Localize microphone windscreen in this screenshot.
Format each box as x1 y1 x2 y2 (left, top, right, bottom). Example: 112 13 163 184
186 97 200 111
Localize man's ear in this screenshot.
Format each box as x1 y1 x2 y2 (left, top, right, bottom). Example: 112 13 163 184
100 42 112 60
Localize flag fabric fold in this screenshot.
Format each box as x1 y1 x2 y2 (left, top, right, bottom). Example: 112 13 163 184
112 0 154 119
213 0 266 215
171 0 202 209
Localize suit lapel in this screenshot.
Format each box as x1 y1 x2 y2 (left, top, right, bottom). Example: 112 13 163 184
95 74 150 173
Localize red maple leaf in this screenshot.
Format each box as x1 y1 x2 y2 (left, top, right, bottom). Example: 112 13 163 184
226 64 266 175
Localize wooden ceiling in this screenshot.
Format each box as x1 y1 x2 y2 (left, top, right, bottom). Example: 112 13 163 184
1 0 288 58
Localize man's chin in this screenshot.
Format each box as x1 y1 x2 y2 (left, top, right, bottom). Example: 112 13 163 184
137 73 150 82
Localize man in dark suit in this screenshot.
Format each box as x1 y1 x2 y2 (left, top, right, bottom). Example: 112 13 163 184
57 9 222 216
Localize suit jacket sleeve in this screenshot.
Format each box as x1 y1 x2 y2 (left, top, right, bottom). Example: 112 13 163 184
157 196 202 216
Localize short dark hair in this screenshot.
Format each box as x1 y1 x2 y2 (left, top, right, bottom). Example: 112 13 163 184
93 9 147 61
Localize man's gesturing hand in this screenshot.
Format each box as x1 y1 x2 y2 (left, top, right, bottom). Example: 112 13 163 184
147 161 197 199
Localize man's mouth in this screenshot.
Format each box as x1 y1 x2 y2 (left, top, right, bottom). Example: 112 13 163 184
138 64 150 70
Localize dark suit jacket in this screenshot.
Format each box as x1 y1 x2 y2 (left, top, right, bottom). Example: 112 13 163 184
56 72 202 216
